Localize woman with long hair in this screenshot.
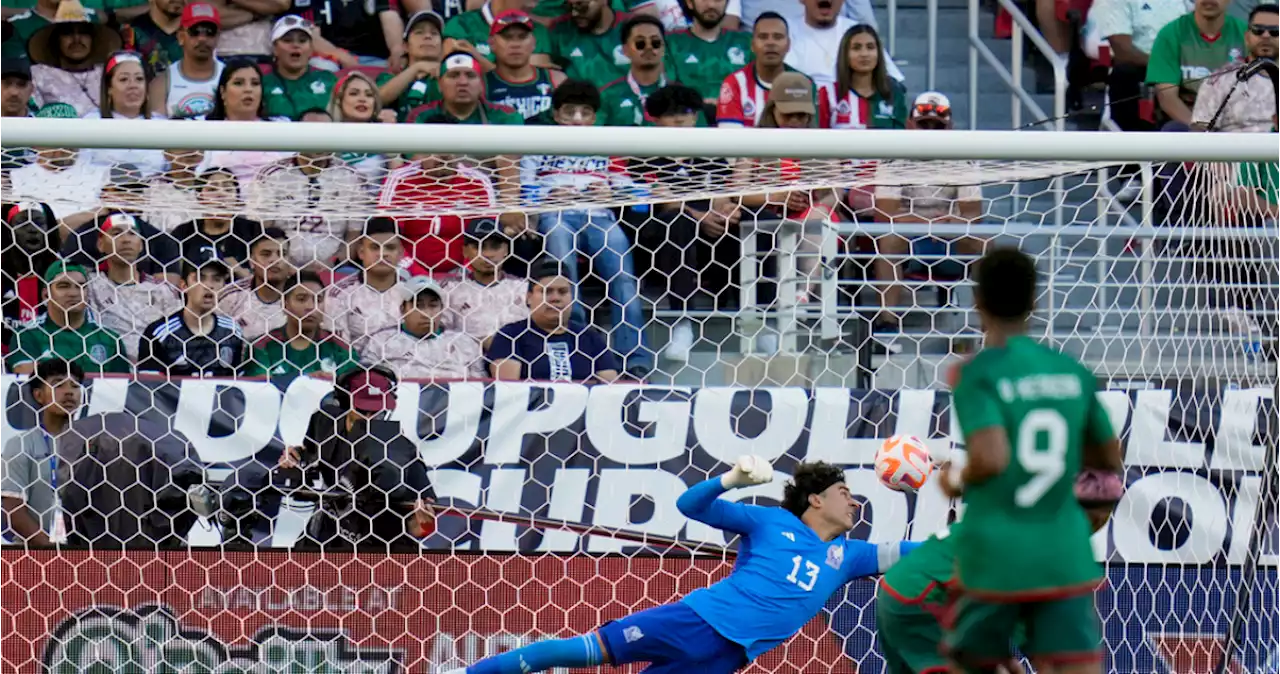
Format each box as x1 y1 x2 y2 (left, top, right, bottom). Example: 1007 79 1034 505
82 51 166 176
327 71 398 187
202 58 291 186
818 24 906 130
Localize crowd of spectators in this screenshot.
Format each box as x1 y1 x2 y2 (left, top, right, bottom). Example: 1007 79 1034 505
0 0 1273 385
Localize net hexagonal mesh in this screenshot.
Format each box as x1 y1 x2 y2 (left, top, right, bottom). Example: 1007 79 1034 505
1 139 1276 674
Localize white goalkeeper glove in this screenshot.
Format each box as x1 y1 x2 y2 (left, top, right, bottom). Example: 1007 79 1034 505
721 455 774 489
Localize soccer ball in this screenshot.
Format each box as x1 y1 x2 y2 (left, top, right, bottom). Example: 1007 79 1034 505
875 435 933 492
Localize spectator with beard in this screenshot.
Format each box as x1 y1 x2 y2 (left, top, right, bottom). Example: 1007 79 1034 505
120 0 187 73
600 15 684 126
170 168 265 280
2 56 35 121
377 10 446 121
1192 3 1277 132
485 10 566 123
0 58 36 171
666 0 750 108
329 71 397 187
378 121 499 274
1 203 60 348
717 12 794 128
361 276 486 380
140 143 206 233
26 0 121 115
488 258 620 382
81 51 167 176
441 0 554 71
439 218 529 348
550 0 636 88
58 167 183 284
785 0 901 91
8 104 110 221
147 2 224 119
137 258 247 377
85 212 182 360
525 78 651 375
220 227 295 340
328 217 414 354
408 50 524 123
6 261 130 375
262 15 337 120
247 108 368 271
246 270 361 377
5 0 102 61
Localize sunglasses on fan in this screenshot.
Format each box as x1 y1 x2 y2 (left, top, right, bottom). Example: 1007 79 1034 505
914 102 951 116
1250 23 1279 37
632 37 663 50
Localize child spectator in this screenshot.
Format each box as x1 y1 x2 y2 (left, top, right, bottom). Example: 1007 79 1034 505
361 276 486 380
137 258 248 377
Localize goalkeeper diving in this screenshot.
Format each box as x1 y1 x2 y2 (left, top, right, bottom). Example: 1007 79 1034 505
449 458 920 674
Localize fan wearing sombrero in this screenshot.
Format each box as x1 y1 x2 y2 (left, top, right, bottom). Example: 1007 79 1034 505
27 0 122 117
2 0 101 61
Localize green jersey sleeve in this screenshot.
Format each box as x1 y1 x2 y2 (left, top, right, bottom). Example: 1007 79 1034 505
97 331 131 374
1145 21 1183 85
953 361 1003 437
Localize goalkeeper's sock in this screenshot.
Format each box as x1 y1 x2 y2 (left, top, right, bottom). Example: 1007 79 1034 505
467 633 606 674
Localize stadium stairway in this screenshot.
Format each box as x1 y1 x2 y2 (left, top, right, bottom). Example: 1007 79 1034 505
634 0 1227 389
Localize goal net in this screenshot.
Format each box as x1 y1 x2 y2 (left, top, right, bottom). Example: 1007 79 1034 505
0 123 1275 674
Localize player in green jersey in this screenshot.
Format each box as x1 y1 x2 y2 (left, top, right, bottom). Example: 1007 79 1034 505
876 504 1118 674
245 271 361 378
939 247 1124 674
485 9 567 123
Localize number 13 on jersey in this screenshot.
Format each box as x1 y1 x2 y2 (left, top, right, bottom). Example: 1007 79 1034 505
786 556 821 591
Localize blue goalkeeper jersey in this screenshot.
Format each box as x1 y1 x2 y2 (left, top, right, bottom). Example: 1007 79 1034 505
677 478 919 660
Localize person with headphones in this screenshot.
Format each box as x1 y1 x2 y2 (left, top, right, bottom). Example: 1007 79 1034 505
275 365 437 552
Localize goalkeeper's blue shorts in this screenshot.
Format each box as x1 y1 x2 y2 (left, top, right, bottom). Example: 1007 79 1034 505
597 602 749 673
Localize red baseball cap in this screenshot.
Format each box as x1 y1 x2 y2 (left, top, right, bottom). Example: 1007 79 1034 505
489 9 535 36
181 3 221 29
347 370 396 413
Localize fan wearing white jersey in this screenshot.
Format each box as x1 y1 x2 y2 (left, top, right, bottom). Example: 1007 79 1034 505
328 216 419 354
361 276 486 381
246 110 369 272
219 226 293 341
439 218 529 350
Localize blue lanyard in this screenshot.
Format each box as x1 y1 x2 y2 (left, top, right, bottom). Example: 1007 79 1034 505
41 430 56 491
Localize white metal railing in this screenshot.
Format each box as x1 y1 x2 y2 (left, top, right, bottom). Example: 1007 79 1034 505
966 0 1066 131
